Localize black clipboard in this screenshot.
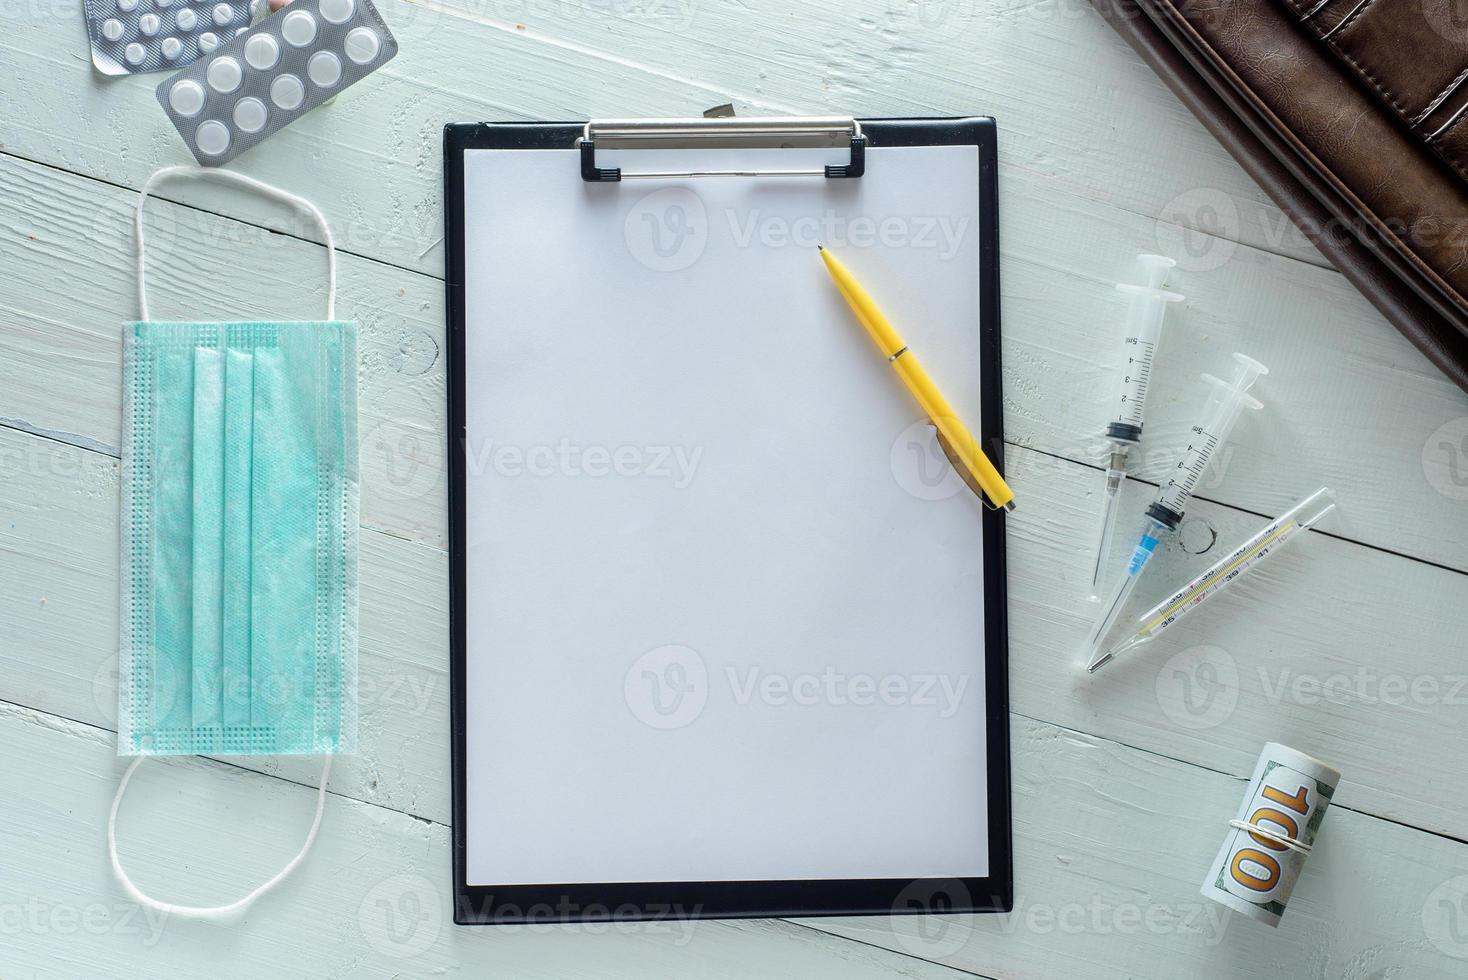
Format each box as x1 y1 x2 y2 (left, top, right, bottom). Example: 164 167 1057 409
444 116 1012 924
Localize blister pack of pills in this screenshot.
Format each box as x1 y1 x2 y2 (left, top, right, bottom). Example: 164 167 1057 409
155 0 397 165
86 0 256 76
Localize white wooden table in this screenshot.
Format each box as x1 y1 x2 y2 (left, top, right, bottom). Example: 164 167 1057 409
4 1 1468 977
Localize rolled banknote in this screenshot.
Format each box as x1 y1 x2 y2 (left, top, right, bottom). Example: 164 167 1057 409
1201 742 1340 927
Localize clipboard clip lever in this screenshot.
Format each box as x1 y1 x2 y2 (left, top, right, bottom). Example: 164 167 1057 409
579 116 866 182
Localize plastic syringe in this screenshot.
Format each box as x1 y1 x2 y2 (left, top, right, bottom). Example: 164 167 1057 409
1082 352 1269 673
1101 488 1335 662
1089 255 1185 595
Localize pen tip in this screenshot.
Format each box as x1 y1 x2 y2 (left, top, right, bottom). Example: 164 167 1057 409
816 244 824 251
1002 500 1015 512
1086 653 1113 674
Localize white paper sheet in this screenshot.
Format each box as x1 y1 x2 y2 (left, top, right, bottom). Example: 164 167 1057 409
462 143 991 885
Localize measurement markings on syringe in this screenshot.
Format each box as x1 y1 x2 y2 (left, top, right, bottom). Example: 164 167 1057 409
1162 428 1220 508
1119 338 1155 422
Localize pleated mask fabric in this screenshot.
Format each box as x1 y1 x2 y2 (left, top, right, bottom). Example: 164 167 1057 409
109 166 356 923
119 319 358 755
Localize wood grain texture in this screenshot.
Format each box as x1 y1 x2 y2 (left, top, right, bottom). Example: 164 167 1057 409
3 153 1466 575
3 698 1467 979
0 701 988 980
0 155 448 549
0 0 1322 273
5 409 1468 843
4 0 1468 976
807 720 1468 979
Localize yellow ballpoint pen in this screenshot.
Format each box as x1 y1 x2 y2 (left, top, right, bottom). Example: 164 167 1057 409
818 246 1015 512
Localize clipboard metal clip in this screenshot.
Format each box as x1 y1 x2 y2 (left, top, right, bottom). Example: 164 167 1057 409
578 116 866 182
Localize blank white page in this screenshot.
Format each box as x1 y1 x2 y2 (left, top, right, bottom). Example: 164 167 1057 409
463 143 990 885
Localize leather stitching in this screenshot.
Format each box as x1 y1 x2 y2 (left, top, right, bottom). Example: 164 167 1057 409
1417 66 1468 125
1427 107 1468 181
1438 107 1468 137
1131 0 1468 328
1322 0 1378 39
1310 0 1468 177
1333 44 1411 119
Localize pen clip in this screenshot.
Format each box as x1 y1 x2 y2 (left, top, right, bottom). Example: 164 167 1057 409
934 426 1001 511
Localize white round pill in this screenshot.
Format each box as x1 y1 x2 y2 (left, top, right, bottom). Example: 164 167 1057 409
270 73 304 109
319 0 353 24
211 2 232 25
195 119 231 156
233 96 267 133
197 31 218 51
205 55 242 92
343 26 379 64
174 7 196 29
160 35 182 58
124 42 146 64
168 78 206 116
101 17 124 40
280 9 317 47
138 12 160 34
306 50 340 88
117 0 138 11
243 31 279 70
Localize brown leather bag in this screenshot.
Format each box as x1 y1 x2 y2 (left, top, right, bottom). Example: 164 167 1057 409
1094 0 1468 392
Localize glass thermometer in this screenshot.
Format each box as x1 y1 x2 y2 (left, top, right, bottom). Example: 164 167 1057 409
1102 488 1336 662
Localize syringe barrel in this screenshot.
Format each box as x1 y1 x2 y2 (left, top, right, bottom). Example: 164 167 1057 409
1196 355 1267 444
1108 255 1184 433
1154 353 1267 517
1124 290 1172 344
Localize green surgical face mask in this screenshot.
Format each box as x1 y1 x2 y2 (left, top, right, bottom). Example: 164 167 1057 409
108 166 359 921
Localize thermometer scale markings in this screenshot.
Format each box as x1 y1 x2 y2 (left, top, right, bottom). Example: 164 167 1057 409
1140 520 1299 633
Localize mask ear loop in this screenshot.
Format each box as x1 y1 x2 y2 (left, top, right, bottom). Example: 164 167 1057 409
134 164 337 321
108 756 333 922
113 165 340 922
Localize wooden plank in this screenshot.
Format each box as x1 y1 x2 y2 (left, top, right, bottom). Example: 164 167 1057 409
999 185 1468 573
3 698 1465 978
0 422 451 820
0 701 985 980
5 4 1465 977
1003 467 1468 843
5 419 1468 844
0 155 449 550
799 718 1468 979
0 0 1324 274
3 154 1465 573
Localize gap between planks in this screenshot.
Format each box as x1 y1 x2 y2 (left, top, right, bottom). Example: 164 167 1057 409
3 151 1455 580
1017 444 1468 582
4 399 1466 842
8 648 1465 854
5 396 1460 581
